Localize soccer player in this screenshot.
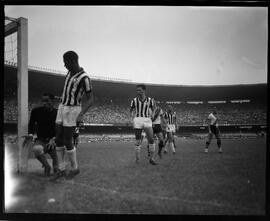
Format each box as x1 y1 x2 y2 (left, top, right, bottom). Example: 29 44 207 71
151 101 165 159
73 126 80 149
161 113 168 145
205 110 222 153
163 105 177 154
27 93 59 176
130 84 157 165
52 51 94 180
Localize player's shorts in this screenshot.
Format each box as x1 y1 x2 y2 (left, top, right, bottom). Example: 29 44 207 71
166 124 176 133
153 124 162 134
210 125 219 135
133 117 152 129
56 103 81 127
73 133 79 139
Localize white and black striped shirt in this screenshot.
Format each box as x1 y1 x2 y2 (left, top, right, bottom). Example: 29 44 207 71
61 69 92 106
130 97 155 118
164 111 177 125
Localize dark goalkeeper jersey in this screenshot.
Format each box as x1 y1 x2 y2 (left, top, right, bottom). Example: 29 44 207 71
28 106 57 140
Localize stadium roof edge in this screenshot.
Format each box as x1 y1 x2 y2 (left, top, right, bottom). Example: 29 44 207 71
128 81 267 88
4 63 134 84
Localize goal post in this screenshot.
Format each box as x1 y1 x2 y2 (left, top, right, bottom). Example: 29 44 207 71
5 16 29 173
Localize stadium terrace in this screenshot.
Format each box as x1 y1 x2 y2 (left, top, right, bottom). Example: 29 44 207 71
4 64 267 128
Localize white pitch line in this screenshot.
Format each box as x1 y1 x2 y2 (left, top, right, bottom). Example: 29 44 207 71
66 180 263 214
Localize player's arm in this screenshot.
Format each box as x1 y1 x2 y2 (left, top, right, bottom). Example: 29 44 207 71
163 112 168 125
81 91 94 115
160 111 165 124
77 91 93 123
150 98 156 113
152 107 161 122
207 117 212 133
130 99 135 119
47 110 57 150
77 77 94 124
160 111 167 129
150 99 157 121
174 115 178 131
130 106 134 117
28 108 37 136
213 117 218 127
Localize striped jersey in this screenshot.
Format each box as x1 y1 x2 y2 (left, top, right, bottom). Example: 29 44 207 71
164 111 177 125
152 107 164 125
61 68 92 106
130 97 155 118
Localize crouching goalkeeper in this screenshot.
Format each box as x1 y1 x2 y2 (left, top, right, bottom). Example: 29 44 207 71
26 93 59 176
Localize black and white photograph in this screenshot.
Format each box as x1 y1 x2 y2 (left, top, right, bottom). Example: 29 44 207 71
2 4 267 216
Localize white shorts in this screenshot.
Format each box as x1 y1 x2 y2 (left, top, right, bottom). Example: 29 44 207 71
133 117 152 129
166 124 176 133
55 103 81 127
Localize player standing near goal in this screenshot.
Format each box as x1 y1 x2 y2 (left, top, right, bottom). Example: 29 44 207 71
163 105 177 154
204 110 222 153
52 51 94 180
26 93 59 176
130 84 157 165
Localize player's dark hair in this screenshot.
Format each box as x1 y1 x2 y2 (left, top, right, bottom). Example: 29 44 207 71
136 84 146 90
63 51 79 62
43 93 55 100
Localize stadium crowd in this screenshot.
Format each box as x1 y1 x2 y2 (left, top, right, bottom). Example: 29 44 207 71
4 98 266 126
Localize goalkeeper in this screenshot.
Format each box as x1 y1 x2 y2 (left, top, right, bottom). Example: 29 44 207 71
26 93 59 176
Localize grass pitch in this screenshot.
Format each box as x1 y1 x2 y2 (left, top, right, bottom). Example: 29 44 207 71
4 136 266 215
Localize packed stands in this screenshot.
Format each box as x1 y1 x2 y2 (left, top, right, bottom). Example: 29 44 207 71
161 102 267 126
4 65 267 127
4 98 267 126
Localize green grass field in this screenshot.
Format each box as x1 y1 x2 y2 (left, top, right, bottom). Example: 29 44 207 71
4 136 266 215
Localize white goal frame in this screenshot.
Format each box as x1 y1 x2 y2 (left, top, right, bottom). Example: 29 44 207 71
5 16 29 173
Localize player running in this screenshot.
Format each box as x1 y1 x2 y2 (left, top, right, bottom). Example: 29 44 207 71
52 51 94 181
163 105 177 154
204 110 222 153
130 84 157 165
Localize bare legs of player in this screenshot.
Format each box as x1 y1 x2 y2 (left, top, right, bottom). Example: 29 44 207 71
134 127 157 165
165 132 176 154
51 124 79 181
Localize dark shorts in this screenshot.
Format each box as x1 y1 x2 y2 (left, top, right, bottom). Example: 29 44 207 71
153 124 162 134
210 125 219 135
73 133 79 139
